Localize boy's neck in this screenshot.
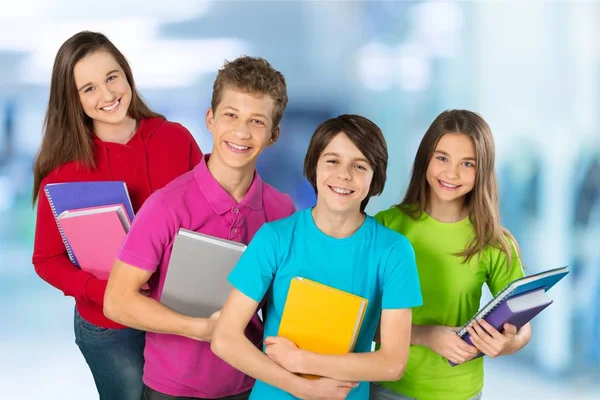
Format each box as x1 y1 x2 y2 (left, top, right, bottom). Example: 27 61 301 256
94 117 138 144
425 195 468 223
207 154 255 203
311 204 365 239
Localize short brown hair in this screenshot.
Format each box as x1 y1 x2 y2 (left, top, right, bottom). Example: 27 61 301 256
211 56 288 128
303 114 388 212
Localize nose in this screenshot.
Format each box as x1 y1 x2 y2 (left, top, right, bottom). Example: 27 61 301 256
444 163 460 180
234 121 251 140
100 85 116 103
338 164 352 181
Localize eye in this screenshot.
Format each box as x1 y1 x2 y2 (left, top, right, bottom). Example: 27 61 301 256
224 113 236 118
251 119 265 126
84 86 94 93
326 159 339 164
463 161 475 168
107 75 117 82
436 156 448 162
354 164 367 171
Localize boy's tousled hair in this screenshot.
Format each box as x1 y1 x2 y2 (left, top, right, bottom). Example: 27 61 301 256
211 56 288 128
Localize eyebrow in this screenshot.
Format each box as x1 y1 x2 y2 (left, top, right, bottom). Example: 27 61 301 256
77 69 120 92
222 106 268 120
322 152 369 163
434 150 476 161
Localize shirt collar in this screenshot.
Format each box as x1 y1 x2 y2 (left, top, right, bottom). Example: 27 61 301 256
195 154 264 214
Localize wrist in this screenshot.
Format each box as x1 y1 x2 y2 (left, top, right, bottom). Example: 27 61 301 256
294 348 309 374
289 376 312 399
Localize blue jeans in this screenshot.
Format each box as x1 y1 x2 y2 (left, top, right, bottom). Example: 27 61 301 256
370 383 482 400
74 307 146 400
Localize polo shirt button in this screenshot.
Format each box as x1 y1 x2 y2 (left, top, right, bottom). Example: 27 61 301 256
232 228 238 233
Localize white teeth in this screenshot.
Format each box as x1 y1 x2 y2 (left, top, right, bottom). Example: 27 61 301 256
439 181 458 188
331 187 352 195
227 142 250 151
102 99 119 111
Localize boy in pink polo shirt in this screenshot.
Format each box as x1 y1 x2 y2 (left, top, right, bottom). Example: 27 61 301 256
103 57 294 399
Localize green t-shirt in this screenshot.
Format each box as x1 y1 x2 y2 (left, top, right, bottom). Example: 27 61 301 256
374 206 524 400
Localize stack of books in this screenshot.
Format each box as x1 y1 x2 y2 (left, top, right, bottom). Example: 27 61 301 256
450 265 569 366
44 181 134 280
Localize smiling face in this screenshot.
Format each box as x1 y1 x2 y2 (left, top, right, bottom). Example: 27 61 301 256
314 132 374 216
426 133 477 207
206 88 278 173
73 50 133 132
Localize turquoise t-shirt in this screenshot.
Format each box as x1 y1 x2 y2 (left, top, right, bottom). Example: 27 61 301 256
228 208 423 400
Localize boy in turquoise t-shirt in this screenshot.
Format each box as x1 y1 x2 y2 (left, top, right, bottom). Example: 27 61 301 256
212 115 423 399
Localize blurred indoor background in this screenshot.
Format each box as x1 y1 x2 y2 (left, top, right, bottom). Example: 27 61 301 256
1 1 598 398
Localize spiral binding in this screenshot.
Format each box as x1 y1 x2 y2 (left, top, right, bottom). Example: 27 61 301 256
457 285 515 337
45 187 79 266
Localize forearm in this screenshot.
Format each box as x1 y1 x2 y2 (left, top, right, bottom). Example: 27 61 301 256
212 331 308 397
104 291 211 340
33 255 104 304
410 324 434 347
298 349 405 382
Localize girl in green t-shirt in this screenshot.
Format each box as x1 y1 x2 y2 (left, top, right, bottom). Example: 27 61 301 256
371 110 531 400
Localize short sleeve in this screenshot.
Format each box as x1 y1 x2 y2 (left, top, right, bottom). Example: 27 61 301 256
117 191 177 272
381 236 423 309
486 237 525 296
228 224 279 303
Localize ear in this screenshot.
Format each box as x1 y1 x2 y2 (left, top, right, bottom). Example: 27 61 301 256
205 108 215 132
268 126 280 146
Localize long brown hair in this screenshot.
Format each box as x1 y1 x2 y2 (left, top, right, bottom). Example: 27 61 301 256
32 31 163 203
399 109 519 265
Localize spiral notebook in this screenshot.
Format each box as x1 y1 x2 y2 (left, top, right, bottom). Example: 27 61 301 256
450 266 569 366
457 266 568 337
44 181 134 266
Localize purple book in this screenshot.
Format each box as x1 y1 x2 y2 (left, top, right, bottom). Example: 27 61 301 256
449 288 553 366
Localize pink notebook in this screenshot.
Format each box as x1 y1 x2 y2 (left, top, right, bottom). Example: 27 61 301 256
58 204 130 280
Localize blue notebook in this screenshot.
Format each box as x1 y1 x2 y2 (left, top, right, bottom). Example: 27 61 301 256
456 265 569 338
44 181 134 266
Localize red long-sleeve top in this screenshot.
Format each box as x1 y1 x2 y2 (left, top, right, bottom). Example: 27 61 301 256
32 117 202 328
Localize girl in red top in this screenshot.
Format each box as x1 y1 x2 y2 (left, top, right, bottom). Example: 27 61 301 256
31 31 202 400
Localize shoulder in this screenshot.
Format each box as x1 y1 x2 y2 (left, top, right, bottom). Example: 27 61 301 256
374 205 407 225
144 118 196 144
158 169 198 202
368 216 414 256
261 181 296 219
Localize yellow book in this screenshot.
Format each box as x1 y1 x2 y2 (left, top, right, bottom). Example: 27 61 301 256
277 277 368 356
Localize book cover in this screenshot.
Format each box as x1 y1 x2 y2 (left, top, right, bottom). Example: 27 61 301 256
277 277 368 368
450 288 553 366
44 181 134 266
457 266 568 337
59 204 130 280
160 229 247 318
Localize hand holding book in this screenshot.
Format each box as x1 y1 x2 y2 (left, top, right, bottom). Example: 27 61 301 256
264 336 304 373
416 325 479 365
465 319 520 358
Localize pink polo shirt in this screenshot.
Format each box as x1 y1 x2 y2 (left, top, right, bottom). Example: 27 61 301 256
117 154 295 398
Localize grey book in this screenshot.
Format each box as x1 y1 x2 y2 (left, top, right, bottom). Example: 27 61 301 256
160 228 247 318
